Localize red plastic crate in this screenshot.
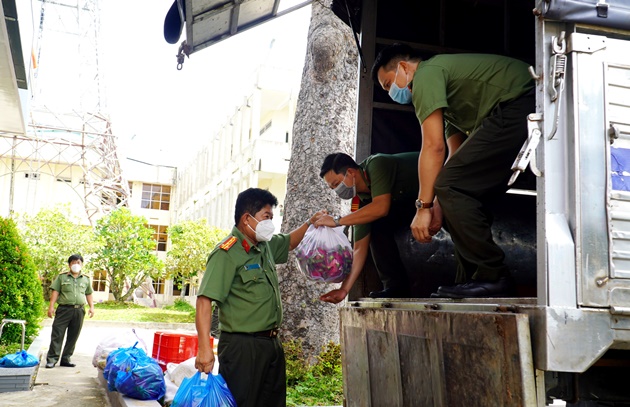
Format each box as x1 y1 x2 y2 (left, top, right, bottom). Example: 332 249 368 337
152 331 212 372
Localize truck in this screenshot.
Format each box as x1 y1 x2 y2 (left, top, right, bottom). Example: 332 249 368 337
327 0 630 406
161 0 630 405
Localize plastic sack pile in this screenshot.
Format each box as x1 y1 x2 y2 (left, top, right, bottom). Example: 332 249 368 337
93 328 148 370
172 371 236 407
0 350 39 367
103 342 165 401
294 225 352 283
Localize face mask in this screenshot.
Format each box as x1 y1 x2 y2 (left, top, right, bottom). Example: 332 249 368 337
388 64 412 105
70 264 82 273
334 172 356 200
248 215 275 242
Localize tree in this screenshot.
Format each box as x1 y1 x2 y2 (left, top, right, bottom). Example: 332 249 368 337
17 205 96 300
91 207 164 302
278 0 358 357
165 219 227 293
0 217 44 345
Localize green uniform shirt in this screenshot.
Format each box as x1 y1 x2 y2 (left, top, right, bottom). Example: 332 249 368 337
412 53 535 138
197 226 290 333
50 273 93 306
353 152 420 241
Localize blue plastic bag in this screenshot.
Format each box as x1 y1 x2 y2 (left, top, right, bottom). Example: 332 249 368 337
172 371 237 407
0 350 39 367
203 373 237 407
103 343 146 392
172 371 204 407
114 356 165 400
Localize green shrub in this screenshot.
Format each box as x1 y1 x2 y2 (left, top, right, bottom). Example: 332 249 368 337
285 340 344 406
284 339 309 386
312 341 342 377
0 217 44 347
163 298 195 313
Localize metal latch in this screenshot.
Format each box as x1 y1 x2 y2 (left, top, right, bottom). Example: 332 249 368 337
508 113 543 186
548 32 567 141
609 124 620 145
596 0 609 18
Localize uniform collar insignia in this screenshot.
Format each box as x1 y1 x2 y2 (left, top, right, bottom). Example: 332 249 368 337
241 238 251 253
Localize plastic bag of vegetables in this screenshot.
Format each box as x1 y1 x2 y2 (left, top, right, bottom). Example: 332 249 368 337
295 225 352 283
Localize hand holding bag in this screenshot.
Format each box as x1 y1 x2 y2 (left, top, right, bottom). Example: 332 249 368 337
295 225 353 283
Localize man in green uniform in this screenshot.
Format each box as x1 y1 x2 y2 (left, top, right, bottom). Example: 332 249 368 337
372 43 535 298
45 254 95 368
194 188 323 407
316 151 426 302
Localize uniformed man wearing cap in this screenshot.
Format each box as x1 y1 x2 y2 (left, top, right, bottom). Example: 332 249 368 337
45 254 95 368
195 188 323 407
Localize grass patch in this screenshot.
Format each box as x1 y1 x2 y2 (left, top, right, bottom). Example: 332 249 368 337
91 301 195 323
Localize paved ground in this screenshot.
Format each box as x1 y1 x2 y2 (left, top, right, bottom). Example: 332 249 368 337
2 320 565 407
1 320 195 407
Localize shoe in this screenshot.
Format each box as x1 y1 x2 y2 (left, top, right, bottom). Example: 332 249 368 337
60 361 76 367
45 362 55 368
368 287 411 299
436 276 516 299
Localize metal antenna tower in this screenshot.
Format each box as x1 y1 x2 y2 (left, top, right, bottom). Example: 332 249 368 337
0 0 128 225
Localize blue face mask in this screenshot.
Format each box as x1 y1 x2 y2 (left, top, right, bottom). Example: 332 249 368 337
334 172 356 200
388 65 412 105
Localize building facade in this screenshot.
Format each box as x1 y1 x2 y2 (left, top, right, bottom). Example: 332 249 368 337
174 63 300 233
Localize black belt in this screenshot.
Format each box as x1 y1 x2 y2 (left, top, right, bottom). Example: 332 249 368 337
229 329 279 338
253 329 279 338
58 304 84 308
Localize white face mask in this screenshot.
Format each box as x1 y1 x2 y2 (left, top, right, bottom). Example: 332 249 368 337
248 215 275 242
70 264 82 273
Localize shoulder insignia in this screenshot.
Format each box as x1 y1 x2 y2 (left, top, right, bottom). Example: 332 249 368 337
351 195 360 212
220 236 238 251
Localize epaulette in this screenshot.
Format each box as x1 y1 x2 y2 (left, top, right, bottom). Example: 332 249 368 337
351 195 360 212
219 236 238 251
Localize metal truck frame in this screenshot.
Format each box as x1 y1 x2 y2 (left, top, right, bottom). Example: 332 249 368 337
330 1 630 405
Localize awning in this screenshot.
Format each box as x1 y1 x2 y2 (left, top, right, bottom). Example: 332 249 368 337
0 0 27 136
164 0 312 62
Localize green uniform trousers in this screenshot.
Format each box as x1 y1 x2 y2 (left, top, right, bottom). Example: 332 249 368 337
46 305 85 364
370 200 416 290
434 90 535 283
218 331 286 407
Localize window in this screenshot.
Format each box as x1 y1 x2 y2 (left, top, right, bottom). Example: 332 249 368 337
149 224 168 251
172 275 190 296
141 184 171 210
152 278 165 294
92 270 107 292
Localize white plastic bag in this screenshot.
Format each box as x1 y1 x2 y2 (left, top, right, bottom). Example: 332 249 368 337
294 225 353 283
167 357 197 387
92 328 148 369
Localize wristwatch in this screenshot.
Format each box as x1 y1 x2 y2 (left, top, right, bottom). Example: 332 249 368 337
333 215 342 226
415 199 433 209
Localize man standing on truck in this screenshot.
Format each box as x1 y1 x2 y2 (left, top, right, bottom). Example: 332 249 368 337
372 43 535 298
316 151 429 301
